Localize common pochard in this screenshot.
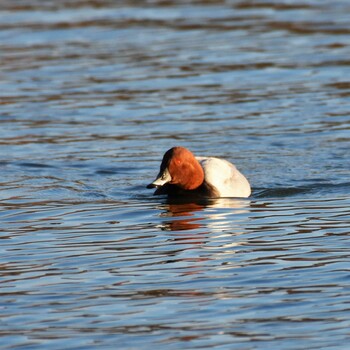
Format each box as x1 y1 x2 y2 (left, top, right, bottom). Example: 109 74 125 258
147 147 251 198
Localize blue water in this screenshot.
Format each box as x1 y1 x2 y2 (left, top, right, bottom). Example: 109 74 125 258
1 1 350 349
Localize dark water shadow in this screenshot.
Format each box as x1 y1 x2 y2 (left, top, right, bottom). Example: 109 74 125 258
16 161 57 169
254 181 350 199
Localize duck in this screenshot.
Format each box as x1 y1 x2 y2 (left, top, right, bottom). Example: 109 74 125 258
147 146 251 198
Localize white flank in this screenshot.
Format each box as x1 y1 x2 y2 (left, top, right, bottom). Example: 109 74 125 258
196 157 251 198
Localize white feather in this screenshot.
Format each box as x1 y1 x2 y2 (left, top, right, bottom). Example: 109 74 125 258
196 157 251 198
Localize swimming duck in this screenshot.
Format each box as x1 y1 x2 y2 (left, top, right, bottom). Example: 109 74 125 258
147 147 251 198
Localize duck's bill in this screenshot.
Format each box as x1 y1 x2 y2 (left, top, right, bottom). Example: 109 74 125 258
146 168 171 188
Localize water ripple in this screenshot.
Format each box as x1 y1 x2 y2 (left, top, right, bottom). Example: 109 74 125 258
1 0 350 349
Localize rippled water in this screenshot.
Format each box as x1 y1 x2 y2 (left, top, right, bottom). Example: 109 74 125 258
1 0 350 349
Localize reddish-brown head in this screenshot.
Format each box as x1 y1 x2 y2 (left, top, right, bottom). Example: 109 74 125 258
148 147 204 191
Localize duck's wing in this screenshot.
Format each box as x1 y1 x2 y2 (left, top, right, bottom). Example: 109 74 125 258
196 157 251 198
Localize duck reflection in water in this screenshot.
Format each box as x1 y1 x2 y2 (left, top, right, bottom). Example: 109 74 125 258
159 197 250 233
161 201 206 232
157 197 250 277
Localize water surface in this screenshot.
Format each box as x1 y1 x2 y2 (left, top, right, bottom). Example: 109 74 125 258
1 0 350 349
